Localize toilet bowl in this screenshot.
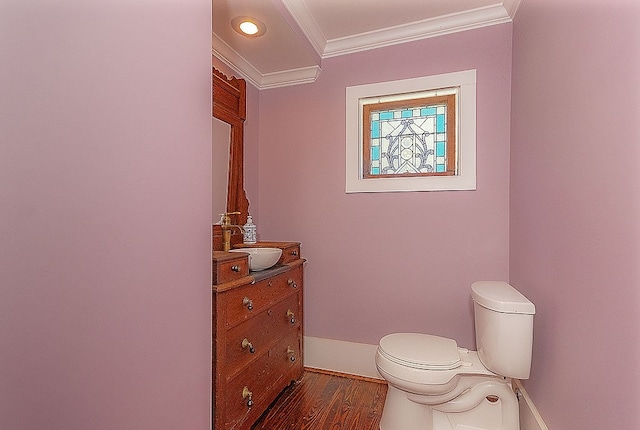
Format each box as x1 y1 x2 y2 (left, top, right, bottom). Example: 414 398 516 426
376 281 535 430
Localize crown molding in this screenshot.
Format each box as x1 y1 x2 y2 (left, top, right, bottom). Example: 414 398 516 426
284 2 515 58
322 4 513 58
279 0 326 58
269 0 323 64
212 33 321 90
212 33 263 88
213 2 520 89
504 0 524 18
259 66 321 90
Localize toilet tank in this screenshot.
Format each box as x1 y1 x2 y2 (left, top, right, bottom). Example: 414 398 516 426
471 281 536 379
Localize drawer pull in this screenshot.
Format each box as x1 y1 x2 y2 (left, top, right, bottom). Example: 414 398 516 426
242 297 253 311
231 265 241 272
287 346 296 362
286 309 295 324
242 386 253 408
241 338 255 353
287 278 298 289
290 250 298 256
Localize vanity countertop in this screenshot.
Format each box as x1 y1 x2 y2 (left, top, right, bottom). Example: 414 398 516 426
233 241 301 249
212 244 304 291
250 265 290 282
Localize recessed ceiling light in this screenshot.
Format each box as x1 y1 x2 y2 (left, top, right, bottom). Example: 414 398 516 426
239 21 259 35
232 16 267 38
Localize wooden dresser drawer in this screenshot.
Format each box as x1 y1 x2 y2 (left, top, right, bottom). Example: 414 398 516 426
279 243 301 265
225 294 301 372
224 331 302 429
213 251 249 284
225 270 302 328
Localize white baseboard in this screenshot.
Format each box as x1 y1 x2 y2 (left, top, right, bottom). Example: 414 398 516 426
303 336 548 430
513 379 549 430
303 336 383 380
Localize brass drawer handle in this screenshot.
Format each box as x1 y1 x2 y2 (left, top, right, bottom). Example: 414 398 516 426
241 338 255 353
242 297 253 311
242 386 253 408
290 250 298 256
231 265 241 272
287 278 297 288
286 309 295 324
287 346 296 362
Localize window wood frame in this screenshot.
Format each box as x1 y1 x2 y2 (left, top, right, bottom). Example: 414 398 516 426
362 93 456 179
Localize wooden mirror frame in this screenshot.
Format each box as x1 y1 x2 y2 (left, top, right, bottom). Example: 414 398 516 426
213 67 249 227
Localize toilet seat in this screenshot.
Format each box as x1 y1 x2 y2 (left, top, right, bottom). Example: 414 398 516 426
378 333 462 370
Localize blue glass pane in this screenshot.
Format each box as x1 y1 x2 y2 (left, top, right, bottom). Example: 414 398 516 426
421 107 437 116
401 109 412 118
371 167 380 175
371 121 380 138
436 164 445 173
436 142 445 157
380 111 393 120
371 146 380 161
436 114 445 133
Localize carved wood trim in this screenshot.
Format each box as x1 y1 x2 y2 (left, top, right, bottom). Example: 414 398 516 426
213 67 250 228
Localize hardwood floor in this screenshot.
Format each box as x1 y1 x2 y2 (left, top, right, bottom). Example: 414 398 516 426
252 369 387 430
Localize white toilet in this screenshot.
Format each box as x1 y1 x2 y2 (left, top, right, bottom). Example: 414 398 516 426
375 281 535 430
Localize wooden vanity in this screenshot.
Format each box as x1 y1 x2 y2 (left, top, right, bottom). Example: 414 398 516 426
212 67 304 428
212 242 304 430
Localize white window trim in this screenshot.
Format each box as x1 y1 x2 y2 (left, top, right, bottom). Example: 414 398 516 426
346 69 476 193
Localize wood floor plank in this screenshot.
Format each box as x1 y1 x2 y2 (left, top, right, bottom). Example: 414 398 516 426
252 370 387 429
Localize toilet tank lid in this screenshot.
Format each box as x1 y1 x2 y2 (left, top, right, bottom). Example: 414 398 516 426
471 281 536 315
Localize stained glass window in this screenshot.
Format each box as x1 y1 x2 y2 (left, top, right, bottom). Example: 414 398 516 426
346 70 476 193
363 93 456 178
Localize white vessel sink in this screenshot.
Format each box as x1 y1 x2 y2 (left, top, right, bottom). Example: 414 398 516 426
229 247 282 271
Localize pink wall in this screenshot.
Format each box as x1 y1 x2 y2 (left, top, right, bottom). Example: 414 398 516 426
256 24 513 347
0 2 212 428
510 0 640 428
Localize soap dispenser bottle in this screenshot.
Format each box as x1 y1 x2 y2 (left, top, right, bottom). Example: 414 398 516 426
243 215 257 244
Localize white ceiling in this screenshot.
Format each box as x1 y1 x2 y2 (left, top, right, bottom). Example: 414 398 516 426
212 0 522 89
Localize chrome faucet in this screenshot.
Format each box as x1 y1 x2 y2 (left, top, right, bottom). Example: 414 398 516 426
219 212 244 252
